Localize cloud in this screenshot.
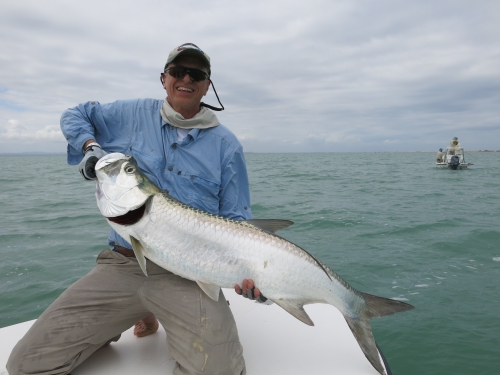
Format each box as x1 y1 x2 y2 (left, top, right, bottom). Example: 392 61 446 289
0 0 499 153
0 119 64 142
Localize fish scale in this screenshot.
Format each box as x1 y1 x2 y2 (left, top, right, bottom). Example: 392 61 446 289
126 194 323 296
95 153 414 375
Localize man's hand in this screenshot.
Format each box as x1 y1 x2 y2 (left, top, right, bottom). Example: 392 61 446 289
78 142 107 180
235 279 269 303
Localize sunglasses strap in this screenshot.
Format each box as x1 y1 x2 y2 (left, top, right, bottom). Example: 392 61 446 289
201 80 225 111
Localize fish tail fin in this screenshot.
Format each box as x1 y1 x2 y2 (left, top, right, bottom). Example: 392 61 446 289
344 293 414 375
344 315 387 375
361 292 414 318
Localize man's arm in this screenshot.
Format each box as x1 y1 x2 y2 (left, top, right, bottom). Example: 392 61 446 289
60 100 137 165
60 102 104 161
83 139 97 149
218 148 252 220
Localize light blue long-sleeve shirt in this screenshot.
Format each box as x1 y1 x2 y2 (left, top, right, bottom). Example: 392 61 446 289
60 98 252 248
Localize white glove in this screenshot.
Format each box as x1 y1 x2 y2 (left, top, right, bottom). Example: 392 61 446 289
78 142 107 180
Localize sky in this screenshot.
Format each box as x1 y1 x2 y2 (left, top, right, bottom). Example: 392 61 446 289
1 0 499 154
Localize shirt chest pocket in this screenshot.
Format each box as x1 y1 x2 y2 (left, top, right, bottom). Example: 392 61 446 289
129 147 165 183
177 172 221 214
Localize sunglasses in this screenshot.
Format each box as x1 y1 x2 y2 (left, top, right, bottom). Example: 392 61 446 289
164 66 209 82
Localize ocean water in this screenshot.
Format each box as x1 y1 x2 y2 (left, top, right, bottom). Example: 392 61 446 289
1 152 499 375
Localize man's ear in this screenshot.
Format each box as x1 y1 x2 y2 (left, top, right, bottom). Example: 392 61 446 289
161 73 168 89
203 80 211 96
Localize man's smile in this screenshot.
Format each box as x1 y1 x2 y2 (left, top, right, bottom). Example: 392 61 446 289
177 87 194 93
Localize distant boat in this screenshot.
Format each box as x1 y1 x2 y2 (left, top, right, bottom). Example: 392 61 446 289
436 147 473 169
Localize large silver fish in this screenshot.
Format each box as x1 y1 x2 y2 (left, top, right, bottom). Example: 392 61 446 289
95 153 413 375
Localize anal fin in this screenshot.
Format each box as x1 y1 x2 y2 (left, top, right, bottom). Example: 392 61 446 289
274 300 314 326
196 281 221 301
130 236 148 276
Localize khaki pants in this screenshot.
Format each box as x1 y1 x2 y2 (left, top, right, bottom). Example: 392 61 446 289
7 249 246 375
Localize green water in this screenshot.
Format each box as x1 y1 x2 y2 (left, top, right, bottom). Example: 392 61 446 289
1 152 499 374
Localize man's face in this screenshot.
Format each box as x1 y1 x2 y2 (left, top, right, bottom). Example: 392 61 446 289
162 55 210 118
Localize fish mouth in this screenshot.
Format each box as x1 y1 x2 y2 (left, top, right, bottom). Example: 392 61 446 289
106 202 147 225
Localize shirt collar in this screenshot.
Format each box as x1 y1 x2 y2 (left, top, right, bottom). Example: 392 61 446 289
160 108 202 142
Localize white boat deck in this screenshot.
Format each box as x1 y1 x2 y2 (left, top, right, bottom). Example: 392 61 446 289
0 289 387 375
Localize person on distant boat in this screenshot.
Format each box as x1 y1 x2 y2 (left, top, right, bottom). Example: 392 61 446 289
436 148 444 163
448 137 462 155
7 42 259 375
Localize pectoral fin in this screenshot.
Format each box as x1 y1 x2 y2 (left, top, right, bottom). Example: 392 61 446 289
130 236 148 276
196 281 221 301
274 300 314 326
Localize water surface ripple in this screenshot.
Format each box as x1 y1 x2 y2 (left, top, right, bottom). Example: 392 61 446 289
1 152 499 375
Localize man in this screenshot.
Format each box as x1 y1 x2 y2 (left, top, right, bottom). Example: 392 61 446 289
7 43 262 375
449 137 462 155
436 148 444 163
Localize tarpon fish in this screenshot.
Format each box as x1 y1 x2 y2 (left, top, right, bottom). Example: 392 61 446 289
95 153 413 375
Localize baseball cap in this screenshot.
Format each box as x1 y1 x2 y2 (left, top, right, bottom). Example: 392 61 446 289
165 43 211 76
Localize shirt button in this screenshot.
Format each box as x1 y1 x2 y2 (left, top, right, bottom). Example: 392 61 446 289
244 206 248 210
172 144 177 149
177 171 182 175
168 166 173 171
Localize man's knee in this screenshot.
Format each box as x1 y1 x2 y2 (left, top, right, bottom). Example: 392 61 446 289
6 343 22 375
6 336 77 375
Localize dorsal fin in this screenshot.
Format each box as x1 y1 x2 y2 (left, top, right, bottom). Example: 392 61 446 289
245 219 294 233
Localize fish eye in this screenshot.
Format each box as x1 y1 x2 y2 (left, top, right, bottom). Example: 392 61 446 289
125 165 136 174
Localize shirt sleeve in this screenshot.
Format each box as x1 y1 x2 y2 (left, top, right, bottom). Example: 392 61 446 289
60 100 137 165
218 148 253 220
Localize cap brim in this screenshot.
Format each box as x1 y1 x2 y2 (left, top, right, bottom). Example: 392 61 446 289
165 50 210 74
